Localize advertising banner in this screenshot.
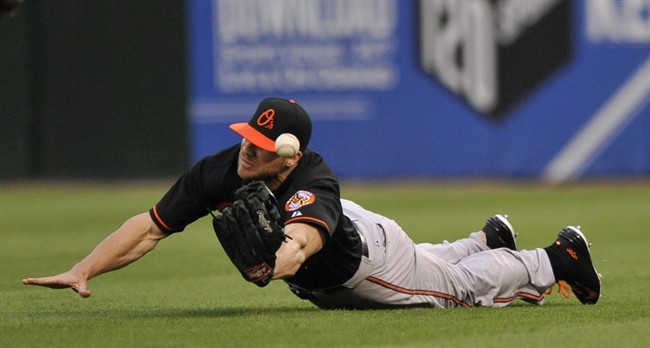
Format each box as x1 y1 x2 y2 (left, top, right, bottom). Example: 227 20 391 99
189 0 649 181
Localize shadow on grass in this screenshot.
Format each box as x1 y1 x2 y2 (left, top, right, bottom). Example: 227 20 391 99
113 300 585 317
139 305 320 318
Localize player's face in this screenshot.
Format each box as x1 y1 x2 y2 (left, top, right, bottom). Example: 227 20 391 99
237 139 286 181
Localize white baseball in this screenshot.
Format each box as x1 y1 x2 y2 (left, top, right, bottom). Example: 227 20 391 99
275 133 300 158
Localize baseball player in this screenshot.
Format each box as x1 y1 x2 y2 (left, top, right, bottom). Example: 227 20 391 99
23 97 601 308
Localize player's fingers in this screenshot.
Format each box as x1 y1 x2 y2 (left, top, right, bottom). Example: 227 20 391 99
22 276 71 288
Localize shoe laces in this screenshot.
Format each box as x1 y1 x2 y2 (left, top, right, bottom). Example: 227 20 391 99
544 281 572 299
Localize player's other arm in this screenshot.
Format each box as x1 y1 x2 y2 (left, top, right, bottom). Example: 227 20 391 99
272 222 325 279
22 212 167 297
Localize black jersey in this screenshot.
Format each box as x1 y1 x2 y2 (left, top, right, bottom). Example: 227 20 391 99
149 144 363 289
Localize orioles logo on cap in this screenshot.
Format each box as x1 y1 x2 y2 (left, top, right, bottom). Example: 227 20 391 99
285 190 315 211
257 109 275 130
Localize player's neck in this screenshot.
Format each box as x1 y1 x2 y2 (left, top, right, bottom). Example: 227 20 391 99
265 161 299 191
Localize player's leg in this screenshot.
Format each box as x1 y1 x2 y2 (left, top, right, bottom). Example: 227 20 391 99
332 215 539 308
340 217 553 308
334 209 497 308
417 233 487 264
452 225 601 307
418 214 517 264
453 247 554 307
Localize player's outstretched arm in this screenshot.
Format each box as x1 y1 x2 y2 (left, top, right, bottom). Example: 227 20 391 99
272 222 325 279
22 212 168 298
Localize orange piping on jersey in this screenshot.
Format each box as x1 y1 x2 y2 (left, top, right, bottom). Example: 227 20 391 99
284 216 331 234
493 292 545 304
366 276 471 308
152 205 173 231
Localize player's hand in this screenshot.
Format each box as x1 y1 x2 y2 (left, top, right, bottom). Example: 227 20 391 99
22 270 92 298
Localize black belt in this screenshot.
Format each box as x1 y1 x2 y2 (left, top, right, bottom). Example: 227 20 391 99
358 228 369 258
351 221 369 258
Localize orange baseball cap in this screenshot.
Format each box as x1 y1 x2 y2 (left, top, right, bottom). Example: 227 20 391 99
230 98 312 152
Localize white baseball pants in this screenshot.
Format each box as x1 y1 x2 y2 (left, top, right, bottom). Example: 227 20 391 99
306 199 557 309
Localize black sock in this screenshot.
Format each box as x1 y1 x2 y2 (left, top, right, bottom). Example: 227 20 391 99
544 246 565 282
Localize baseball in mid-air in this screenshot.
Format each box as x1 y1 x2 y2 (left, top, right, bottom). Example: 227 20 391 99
275 133 300 158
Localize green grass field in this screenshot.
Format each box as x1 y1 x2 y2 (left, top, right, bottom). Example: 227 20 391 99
1 180 649 347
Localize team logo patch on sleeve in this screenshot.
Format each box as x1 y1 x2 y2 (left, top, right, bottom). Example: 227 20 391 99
285 190 316 211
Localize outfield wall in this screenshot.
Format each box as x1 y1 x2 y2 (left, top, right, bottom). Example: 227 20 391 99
189 0 650 181
0 0 189 179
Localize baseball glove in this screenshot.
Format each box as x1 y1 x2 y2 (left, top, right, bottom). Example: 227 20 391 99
212 181 286 287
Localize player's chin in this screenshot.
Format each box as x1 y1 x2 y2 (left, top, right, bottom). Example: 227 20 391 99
237 167 263 181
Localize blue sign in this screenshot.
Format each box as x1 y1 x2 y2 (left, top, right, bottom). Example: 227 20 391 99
189 0 649 181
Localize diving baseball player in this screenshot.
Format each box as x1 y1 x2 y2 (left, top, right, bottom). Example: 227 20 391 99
23 97 601 308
